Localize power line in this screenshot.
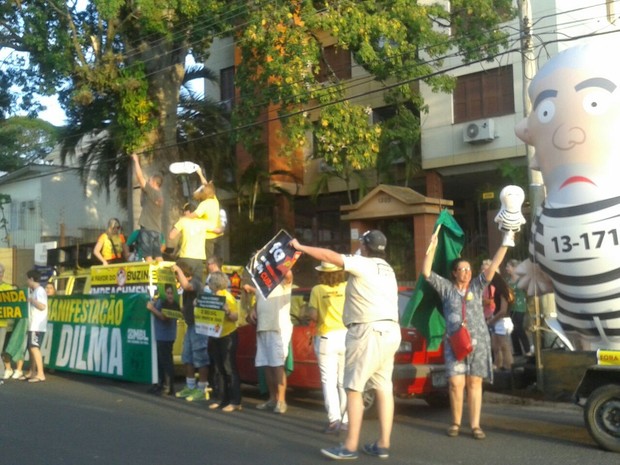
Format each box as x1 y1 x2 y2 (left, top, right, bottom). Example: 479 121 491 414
3 2 618 163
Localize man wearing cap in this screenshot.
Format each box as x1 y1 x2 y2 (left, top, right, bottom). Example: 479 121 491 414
169 202 209 283
291 230 401 460
308 261 349 434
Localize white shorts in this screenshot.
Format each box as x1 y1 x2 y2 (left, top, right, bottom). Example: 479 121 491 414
344 321 401 392
255 330 291 367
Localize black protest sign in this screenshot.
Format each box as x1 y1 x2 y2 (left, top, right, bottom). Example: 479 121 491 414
246 229 301 298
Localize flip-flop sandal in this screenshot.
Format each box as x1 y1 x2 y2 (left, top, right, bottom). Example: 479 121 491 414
446 424 460 437
27 377 45 383
18 375 31 381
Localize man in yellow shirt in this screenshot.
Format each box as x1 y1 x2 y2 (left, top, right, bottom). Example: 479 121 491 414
189 167 222 259
169 202 209 283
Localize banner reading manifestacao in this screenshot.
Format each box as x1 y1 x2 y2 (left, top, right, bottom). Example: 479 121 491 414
42 293 156 384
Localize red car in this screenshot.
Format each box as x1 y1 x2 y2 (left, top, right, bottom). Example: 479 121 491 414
235 287 449 411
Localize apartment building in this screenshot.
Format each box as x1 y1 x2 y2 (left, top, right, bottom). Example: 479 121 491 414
203 1 619 277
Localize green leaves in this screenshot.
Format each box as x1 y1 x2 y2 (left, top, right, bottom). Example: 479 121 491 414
0 116 59 172
235 0 515 196
315 102 379 173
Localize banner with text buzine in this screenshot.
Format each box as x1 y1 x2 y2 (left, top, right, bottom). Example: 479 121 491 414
0 288 29 320
246 229 301 298
194 293 226 337
43 294 157 384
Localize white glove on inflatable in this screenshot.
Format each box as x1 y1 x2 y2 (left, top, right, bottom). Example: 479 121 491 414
494 185 527 233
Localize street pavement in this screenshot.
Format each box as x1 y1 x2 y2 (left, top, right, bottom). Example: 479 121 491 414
0 370 617 465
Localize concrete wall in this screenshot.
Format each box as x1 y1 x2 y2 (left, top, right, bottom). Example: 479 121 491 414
0 247 35 288
420 0 620 173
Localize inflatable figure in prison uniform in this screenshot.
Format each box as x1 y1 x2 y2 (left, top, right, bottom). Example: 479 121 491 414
514 41 620 349
530 197 620 346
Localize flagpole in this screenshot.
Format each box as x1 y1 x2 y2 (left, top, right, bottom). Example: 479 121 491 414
426 225 441 255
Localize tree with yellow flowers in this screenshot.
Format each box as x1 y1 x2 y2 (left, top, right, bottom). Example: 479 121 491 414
234 0 515 202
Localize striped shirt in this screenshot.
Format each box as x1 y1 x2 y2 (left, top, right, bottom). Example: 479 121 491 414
530 196 620 344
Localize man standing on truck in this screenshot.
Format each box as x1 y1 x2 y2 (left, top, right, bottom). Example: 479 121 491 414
291 231 401 460
131 154 164 263
169 202 208 283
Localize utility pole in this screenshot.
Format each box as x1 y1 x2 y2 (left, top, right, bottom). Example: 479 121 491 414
519 0 546 392
607 0 616 24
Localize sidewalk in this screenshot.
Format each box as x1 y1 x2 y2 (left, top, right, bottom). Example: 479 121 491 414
483 390 581 411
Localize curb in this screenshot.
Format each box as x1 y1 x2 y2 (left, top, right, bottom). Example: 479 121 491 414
483 391 581 411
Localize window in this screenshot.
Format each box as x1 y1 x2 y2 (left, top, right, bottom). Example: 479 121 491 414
372 105 396 124
316 45 352 82
453 65 514 123
220 66 235 111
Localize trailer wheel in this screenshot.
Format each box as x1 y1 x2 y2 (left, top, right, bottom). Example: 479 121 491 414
584 384 620 453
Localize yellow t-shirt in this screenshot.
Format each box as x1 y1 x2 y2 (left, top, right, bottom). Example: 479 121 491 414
173 217 209 260
218 289 238 338
195 197 222 240
99 233 126 260
309 282 347 336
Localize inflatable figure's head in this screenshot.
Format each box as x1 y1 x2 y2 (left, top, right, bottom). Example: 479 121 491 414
515 42 620 206
499 185 525 214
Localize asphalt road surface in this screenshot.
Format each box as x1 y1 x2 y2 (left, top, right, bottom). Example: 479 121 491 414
0 371 617 465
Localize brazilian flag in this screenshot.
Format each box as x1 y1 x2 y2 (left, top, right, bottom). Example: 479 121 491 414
400 210 465 350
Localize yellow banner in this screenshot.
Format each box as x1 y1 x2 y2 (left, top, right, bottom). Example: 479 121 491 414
597 349 620 366
90 263 153 286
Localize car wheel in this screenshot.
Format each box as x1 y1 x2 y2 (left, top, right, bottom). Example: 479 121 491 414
424 392 451 408
584 384 620 452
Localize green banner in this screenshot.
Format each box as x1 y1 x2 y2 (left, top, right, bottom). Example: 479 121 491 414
0 288 29 320
43 293 156 384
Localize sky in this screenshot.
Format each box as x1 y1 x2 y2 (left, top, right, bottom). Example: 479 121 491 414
5 54 201 128
38 96 67 126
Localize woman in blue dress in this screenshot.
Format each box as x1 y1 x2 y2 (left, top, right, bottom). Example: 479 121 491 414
423 231 509 440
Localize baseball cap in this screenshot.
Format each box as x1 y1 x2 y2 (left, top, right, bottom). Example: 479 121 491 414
360 230 387 252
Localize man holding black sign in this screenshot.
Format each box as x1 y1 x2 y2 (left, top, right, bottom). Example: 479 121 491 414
291 231 400 460
244 270 293 414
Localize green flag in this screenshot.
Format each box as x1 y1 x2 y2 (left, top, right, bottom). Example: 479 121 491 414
401 209 465 350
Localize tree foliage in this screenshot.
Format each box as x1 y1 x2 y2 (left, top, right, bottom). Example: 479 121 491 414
0 0 516 216
0 116 59 172
234 0 515 198
0 0 233 210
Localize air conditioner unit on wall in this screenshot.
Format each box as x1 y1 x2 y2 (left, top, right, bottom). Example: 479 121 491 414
463 119 495 143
